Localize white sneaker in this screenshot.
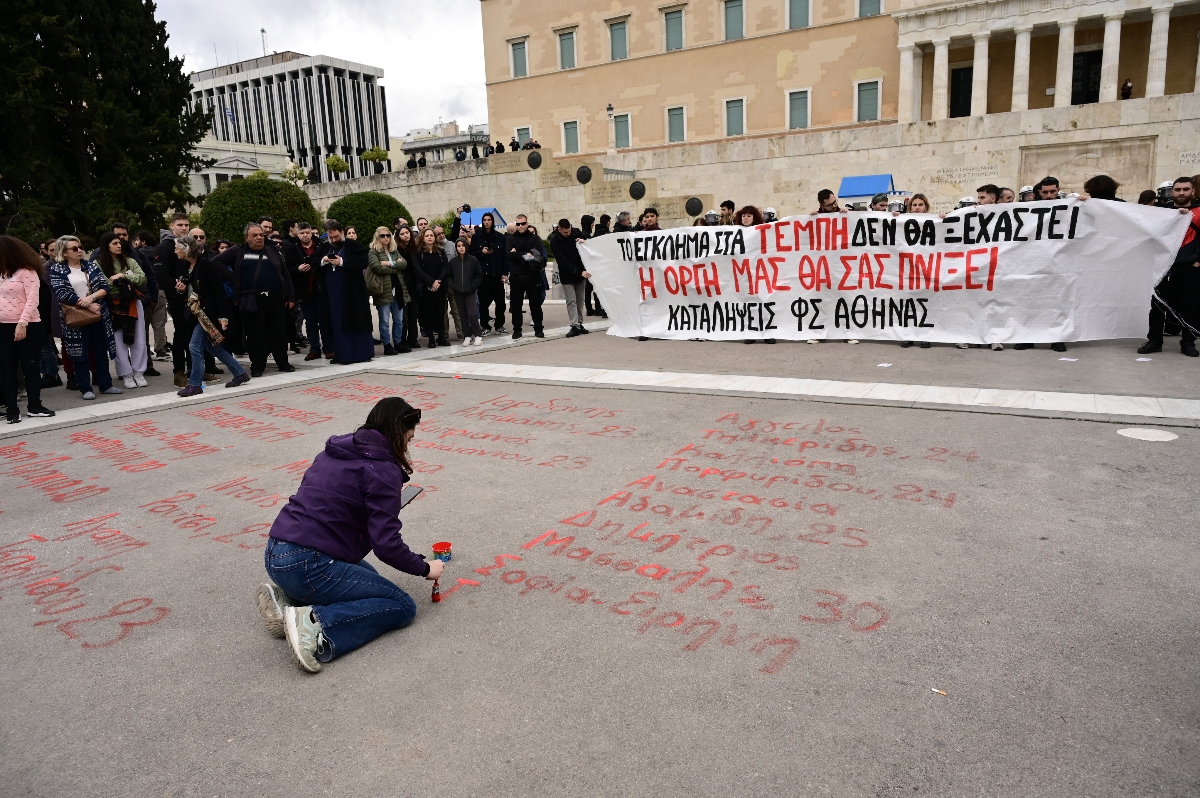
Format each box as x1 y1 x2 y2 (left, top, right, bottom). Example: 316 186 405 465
256 582 292 639
846 340 859 345
133 372 148 388
122 375 137 389
284 605 324 673
473 336 482 346
806 339 820 345
956 343 970 349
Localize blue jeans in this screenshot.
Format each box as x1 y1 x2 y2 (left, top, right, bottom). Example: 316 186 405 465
299 298 329 355
188 323 245 388
376 300 404 346
70 323 113 394
263 538 417 662
40 335 59 379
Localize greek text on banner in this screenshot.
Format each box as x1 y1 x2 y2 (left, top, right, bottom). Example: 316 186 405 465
579 199 1190 344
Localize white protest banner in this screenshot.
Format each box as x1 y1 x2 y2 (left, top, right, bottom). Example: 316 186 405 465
579 200 1191 343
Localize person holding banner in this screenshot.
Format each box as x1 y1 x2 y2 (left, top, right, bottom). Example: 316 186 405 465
737 206 776 345
899 195 934 349
1138 176 1200 357
1014 179 1068 352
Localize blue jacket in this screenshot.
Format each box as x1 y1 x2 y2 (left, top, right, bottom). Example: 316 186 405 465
48 260 117 360
269 429 428 576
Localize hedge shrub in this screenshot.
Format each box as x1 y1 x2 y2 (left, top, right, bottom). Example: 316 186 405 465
199 176 320 241
326 192 413 238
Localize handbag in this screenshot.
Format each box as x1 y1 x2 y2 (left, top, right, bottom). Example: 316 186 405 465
63 302 102 328
237 257 264 314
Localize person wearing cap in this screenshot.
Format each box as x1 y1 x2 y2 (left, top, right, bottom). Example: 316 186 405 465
1157 180 1177 207
1018 186 1035 202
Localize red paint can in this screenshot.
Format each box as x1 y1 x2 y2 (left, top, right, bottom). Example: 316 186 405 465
432 541 452 562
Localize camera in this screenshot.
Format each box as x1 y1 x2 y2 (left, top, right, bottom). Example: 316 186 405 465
461 203 472 214
704 210 719 225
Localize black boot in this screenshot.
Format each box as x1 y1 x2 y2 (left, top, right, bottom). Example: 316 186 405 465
383 344 397 356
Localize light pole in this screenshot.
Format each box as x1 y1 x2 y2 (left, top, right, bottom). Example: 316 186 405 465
606 103 615 155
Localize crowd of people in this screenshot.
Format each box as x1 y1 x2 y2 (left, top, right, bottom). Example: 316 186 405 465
404 136 545 168
2 170 1195 423
0 207 608 423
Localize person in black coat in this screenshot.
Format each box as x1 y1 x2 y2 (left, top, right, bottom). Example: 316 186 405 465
174 235 250 396
212 223 295 377
314 220 375 364
412 228 451 347
154 213 198 382
289 222 331 360
468 212 508 334
549 219 591 336
586 215 610 317
393 226 423 349
448 239 484 344
506 215 546 339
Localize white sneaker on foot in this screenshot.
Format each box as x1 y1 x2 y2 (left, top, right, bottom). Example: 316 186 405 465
284 605 324 673
956 343 970 349
473 336 482 345
806 339 820 344
846 339 859 345
122 375 137 389
256 582 292 639
133 372 148 388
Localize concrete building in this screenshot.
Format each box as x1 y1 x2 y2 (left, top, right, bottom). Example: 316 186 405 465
188 52 391 184
303 0 1200 224
187 134 293 197
480 0 1200 151
388 121 491 165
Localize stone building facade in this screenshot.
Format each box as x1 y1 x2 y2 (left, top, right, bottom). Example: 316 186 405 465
305 94 1200 222
303 0 1200 223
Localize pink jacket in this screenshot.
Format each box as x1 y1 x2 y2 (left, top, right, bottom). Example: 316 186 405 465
0 269 41 325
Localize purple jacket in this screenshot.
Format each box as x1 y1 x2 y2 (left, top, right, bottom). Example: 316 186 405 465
270 429 428 576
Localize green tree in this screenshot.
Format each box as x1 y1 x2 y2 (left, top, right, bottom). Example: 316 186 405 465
0 0 210 241
280 163 308 185
325 154 350 175
326 192 413 238
199 177 320 241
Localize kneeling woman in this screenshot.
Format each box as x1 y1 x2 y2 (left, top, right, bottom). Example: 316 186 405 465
257 397 442 672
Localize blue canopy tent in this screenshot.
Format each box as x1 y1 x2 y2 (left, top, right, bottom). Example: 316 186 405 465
837 174 909 208
459 207 508 227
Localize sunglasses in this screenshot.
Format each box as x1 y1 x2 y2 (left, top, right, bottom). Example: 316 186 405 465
515 222 528 227
195 234 206 240
65 245 82 252
379 233 392 238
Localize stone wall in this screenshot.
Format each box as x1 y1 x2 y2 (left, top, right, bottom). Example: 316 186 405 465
304 94 1200 226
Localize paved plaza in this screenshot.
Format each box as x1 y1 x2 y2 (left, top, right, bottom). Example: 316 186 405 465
1 325 1197 797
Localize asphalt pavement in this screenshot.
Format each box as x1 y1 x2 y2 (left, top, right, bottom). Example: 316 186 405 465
1 327 1196 797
